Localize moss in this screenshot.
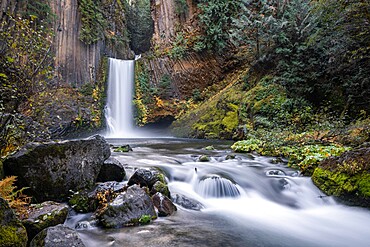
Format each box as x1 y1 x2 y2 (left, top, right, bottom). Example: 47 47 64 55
312 168 370 201
152 181 170 198
0 226 27 247
69 191 96 213
0 160 3 179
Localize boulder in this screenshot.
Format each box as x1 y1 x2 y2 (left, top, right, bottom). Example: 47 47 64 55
0 197 28 247
152 192 177 217
127 168 166 190
29 224 85 247
22 201 68 242
3 135 110 202
97 157 126 182
150 181 170 198
172 193 204 211
98 184 157 228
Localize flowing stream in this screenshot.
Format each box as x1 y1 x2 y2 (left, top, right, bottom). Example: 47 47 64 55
66 138 370 247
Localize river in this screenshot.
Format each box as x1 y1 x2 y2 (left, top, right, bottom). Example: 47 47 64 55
66 138 370 247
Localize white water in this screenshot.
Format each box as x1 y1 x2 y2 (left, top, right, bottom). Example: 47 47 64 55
105 58 135 137
68 139 370 247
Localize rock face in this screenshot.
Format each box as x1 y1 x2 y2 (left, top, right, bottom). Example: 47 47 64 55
22 201 69 242
3 135 110 202
152 192 177 217
98 184 157 228
312 147 370 207
97 157 126 182
30 224 85 247
0 197 28 247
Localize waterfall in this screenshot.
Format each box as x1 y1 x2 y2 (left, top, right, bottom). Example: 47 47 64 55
105 58 135 137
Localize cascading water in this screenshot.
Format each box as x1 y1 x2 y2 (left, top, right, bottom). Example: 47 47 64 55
66 139 370 247
105 58 135 137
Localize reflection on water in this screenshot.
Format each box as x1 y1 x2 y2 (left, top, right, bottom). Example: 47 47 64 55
67 138 370 247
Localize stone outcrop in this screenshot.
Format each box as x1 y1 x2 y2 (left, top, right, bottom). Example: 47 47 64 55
3 135 110 202
0 197 28 247
98 184 157 228
22 201 69 242
30 224 85 247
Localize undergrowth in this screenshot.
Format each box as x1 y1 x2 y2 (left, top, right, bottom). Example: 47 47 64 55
0 176 31 219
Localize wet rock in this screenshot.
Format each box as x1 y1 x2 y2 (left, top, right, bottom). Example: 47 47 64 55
266 169 286 176
113 145 133 152
3 135 110 202
150 181 170 198
225 154 236 160
198 155 210 162
97 157 126 182
0 197 28 247
75 220 98 230
172 193 204 211
30 224 85 247
69 190 96 213
98 184 157 228
22 201 68 243
204 146 215 151
152 192 177 217
128 168 166 190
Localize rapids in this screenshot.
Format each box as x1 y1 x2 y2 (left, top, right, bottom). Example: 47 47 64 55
66 138 370 247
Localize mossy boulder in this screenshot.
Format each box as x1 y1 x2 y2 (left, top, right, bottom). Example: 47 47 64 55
29 224 85 247
3 135 110 202
150 181 170 198
0 197 28 247
113 145 133 152
22 201 68 242
97 184 157 228
198 155 211 162
312 147 370 207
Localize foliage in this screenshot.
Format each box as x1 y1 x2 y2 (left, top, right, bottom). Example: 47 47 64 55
138 214 152 224
78 0 107 44
197 0 240 52
125 0 153 53
174 0 189 15
0 176 31 219
170 32 188 58
232 137 349 175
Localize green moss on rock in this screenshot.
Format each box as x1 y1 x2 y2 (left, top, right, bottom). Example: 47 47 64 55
312 147 370 207
0 226 27 247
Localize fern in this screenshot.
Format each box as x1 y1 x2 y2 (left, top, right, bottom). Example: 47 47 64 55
0 176 31 219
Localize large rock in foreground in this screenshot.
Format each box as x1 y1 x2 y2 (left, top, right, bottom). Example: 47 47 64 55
30 224 85 247
0 197 28 247
312 146 370 207
98 184 157 228
4 135 110 202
